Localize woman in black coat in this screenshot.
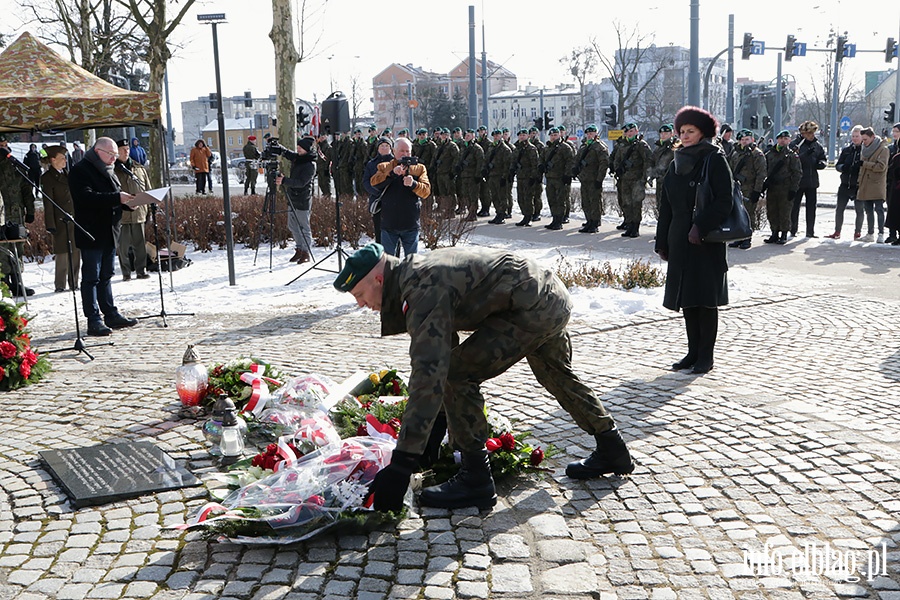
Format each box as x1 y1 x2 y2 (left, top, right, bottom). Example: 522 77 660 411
655 106 733 374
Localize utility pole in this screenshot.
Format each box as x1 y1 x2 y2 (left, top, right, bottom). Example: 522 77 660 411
774 53 782 138
468 6 477 129
688 0 700 106
481 20 489 127
727 14 735 123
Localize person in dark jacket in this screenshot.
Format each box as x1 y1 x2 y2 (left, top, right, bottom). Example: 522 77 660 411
362 137 395 245
24 144 42 188
655 107 732 375
369 137 431 257
826 126 863 240
68 137 138 336
789 121 827 237
885 123 900 243
129 138 148 165
41 146 79 293
275 137 317 264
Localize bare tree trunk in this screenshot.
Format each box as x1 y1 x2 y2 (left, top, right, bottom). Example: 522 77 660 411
270 0 301 148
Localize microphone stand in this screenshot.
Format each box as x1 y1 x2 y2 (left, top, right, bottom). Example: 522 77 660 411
119 163 194 328
19 162 115 361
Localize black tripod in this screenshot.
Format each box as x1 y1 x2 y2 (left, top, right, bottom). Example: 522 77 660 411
136 198 194 327
252 165 315 271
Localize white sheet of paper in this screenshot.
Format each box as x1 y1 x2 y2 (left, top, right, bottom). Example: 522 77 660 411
128 186 169 207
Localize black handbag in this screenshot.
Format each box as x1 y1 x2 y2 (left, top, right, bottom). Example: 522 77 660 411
694 153 752 243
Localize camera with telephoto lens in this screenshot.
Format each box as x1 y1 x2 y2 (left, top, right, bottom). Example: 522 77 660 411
260 137 284 160
399 155 419 167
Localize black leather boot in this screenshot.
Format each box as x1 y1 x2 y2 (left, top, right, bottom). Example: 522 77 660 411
616 220 628 230
544 216 563 230
515 214 532 227
672 307 700 370
579 220 599 233
622 223 640 238
419 450 497 509
565 427 635 479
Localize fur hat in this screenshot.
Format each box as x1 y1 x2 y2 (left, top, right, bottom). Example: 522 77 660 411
798 120 819 134
674 106 719 139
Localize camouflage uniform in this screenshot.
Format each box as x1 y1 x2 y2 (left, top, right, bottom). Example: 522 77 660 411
763 143 802 236
379 248 616 456
502 131 515 215
651 138 679 192
315 138 332 197
412 137 437 176
611 136 653 233
730 142 767 230
242 141 261 195
560 131 577 216
484 137 512 220
366 132 379 160
336 135 355 197
573 136 609 226
353 134 368 198
454 139 485 219
432 137 459 208
115 160 151 279
530 134 545 217
512 138 540 219
542 137 575 224
476 132 491 214
0 158 34 275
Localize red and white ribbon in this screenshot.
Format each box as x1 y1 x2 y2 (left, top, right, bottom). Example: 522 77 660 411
240 364 273 417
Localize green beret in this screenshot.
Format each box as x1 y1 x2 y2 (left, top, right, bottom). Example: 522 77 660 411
477 125 487 131
416 128 428 135
528 126 538 133
491 129 502 136
466 128 476 134
776 129 791 138
452 127 462 133
442 128 450 134
558 125 566 131
736 128 754 139
623 122 638 131
517 129 529 135
398 128 409 135
548 127 560 134
334 243 384 293
658 124 673 133
382 128 392 135
368 124 377 131
585 124 598 133
432 127 442 133
353 127 362 134
501 127 509 133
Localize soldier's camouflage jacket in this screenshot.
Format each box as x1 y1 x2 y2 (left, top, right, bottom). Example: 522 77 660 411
454 141 484 179
729 143 767 195
512 140 539 180
573 138 609 182
542 139 575 179
432 138 460 176
611 136 653 181
650 138 680 179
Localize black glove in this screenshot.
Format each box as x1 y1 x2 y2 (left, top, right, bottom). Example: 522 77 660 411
563 176 572 184
371 449 419 512
750 190 761 203
25 214 34 224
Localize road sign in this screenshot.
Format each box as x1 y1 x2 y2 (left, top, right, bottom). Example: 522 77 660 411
608 129 624 141
844 43 856 58
576 128 584 137
751 40 765 55
794 42 807 57
840 116 851 131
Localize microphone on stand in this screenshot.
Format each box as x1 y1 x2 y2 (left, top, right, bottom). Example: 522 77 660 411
115 161 141 184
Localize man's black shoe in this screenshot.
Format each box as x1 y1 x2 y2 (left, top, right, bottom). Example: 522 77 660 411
566 427 635 479
104 313 138 329
87 321 113 336
616 221 628 230
515 215 532 227
531 215 541 222
487 215 505 224
738 240 751 250
476 210 490 217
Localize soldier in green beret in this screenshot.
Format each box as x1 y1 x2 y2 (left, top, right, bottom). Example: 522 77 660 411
454 129 485 221
528 127 545 221
512 128 540 226
333 243 634 512
432 128 459 210
485 129 512 223
573 125 609 233
611 122 653 237
541 128 575 230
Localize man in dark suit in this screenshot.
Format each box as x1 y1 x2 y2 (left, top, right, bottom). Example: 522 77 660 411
67 137 139 336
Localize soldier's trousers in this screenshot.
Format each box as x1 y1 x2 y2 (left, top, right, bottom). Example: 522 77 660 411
441 283 615 454
459 177 479 216
436 173 457 212
244 167 258 194
355 170 366 199
532 179 544 216
617 178 646 225
545 177 568 217
488 176 506 216
479 180 490 212
338 169 354 197
505 179 514 216
117 223 147 278
516 179 535 215
317 174 331 197
766 186 793 232
742 196 762 231
579 179 603 221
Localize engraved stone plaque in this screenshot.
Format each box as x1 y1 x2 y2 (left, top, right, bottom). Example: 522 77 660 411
40 442 201 508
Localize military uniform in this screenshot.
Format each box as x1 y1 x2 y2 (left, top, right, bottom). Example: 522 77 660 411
611 134 652 236
0 155 34 276
729 138 767 233
315 138 332 197
432 135 460 210
242 140 261 195
484 133 513 223
541 133 575 229
378 247 617 457
476 131 491 215
651 138 679 190
335 134 355 197
502 130 515 216
352 134 368 199
512 135 540 225
454 138 485 220
115 159 152 280
573 132 609 232
529 133 545 219
763 139 802 243
412 133 437 176
559 129 577 217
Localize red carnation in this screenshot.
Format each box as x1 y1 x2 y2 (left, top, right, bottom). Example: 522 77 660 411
499 432 516 451
530 447 545 466
19 362 31 379
0 341 16 360
356 423 368 436
485 438 502 452
387 418 402 433
266 443 278 455
22 349 37 367
0 316 5 332
0 366 5 381
19 317 27 328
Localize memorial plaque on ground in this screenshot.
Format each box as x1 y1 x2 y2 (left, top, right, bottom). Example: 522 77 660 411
40 442 200 508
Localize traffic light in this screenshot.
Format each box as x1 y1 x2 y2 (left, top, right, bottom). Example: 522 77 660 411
533 116 543 131
742 33 754 60
762 115 773 129
603 104 618 128
785 35 796 61
835 36 846 63
887 37 897 63
885 102 896 123
209 92 218 110
244 91 252 108
543 110 553 130
749 115 759 129
297 106 310 128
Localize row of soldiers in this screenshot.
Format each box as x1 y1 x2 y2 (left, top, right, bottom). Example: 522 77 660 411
313 122 685 236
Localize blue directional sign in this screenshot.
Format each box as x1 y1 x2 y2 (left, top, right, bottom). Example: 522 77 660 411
840 116 851 131
576 128 584 137
844 43 857 58
751 41 765 55
794 42 807 57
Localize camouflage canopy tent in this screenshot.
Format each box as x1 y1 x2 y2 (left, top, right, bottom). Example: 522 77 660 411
0 32 160 133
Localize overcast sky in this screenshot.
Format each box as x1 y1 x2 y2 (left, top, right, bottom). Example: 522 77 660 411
3 0 899 132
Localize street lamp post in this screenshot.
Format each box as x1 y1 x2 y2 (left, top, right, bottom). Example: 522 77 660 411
198 12 236 286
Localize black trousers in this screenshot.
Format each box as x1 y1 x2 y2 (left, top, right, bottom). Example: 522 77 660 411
791 187 818 236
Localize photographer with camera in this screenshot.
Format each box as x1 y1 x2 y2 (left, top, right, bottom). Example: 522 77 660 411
369 137 431 257
274 137 316 264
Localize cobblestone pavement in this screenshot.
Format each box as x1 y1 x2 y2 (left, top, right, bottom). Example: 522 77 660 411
2 285 900 599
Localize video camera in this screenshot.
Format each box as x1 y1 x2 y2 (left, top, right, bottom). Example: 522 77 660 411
260 137 284 161
399 155 419 167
